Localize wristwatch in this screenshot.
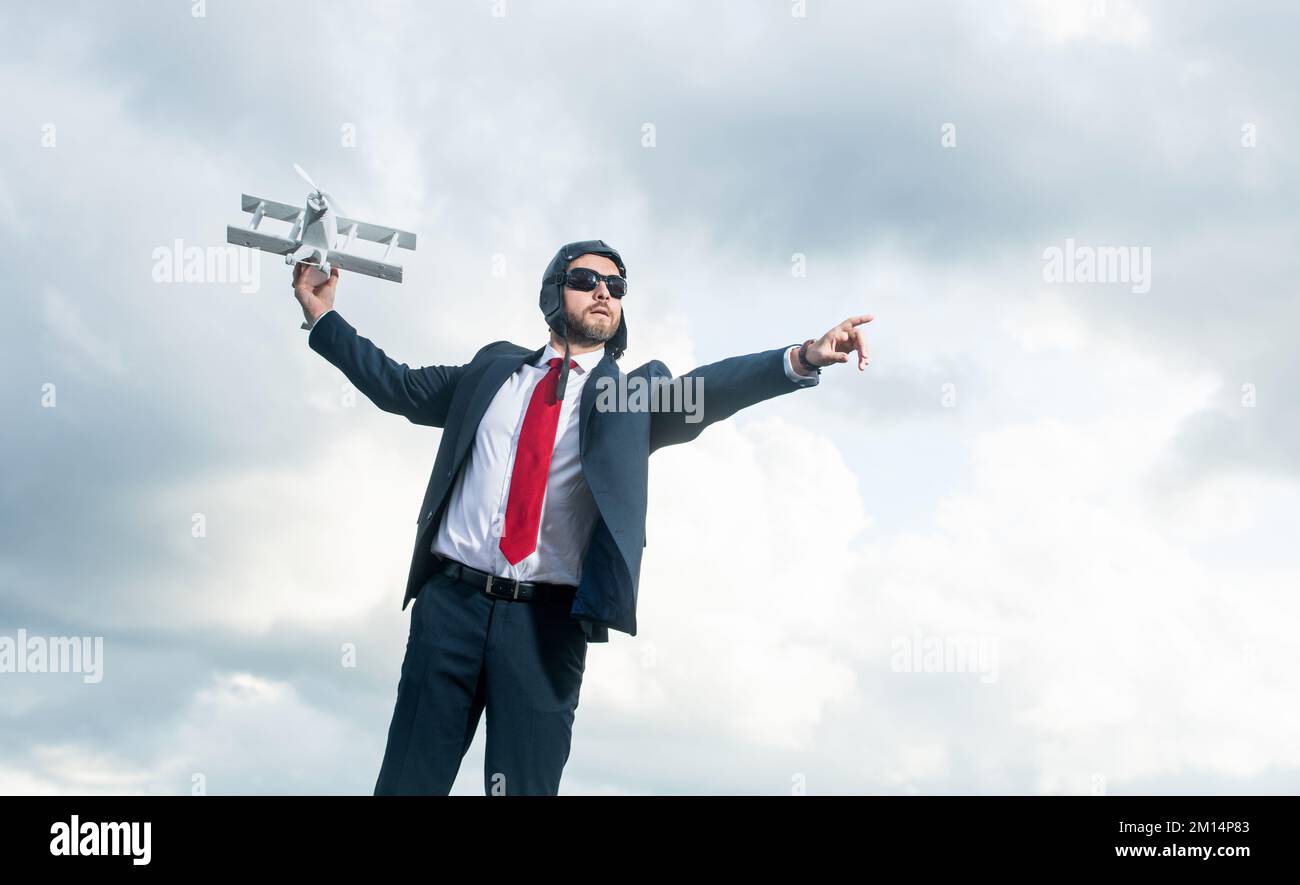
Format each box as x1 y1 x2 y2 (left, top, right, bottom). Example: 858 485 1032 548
796 338 821 376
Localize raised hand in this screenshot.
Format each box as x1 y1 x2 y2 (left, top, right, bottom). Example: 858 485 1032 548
292 262 340 327
804 314 873 371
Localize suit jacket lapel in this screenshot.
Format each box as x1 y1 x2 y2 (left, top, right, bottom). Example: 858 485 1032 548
454 344 613 467
580 352 616 450
453 345 545 466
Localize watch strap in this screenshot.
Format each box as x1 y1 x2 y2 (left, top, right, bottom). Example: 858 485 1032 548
797 338 821 375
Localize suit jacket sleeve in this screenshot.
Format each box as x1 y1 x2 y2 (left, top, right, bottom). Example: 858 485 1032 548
648 344 815 452
307 310 467 428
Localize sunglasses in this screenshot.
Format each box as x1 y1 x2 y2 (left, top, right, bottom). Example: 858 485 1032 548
563 267 627 298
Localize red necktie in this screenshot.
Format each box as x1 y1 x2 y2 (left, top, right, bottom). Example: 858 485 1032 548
499 357 578 566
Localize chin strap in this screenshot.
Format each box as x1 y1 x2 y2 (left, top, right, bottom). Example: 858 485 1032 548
555 332 573 402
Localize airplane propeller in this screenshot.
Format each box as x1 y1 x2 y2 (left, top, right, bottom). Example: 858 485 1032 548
293 163 346 216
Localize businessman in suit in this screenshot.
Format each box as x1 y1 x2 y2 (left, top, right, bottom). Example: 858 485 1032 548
293 240 872 795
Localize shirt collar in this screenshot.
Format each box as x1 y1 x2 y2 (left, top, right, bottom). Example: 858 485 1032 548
537 342 606 376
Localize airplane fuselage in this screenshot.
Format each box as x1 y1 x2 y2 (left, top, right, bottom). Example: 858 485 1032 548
287 196 338 284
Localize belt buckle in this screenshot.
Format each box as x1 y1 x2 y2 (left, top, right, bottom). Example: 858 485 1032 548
483 573 520 601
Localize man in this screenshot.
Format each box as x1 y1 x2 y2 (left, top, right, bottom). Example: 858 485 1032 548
293 240 871 795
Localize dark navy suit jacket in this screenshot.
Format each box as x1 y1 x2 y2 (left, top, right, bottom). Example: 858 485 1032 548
307 309 815 642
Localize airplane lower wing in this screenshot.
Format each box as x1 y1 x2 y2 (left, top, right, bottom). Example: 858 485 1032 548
330 249 403 283
226 225 297 255
228 228 401 280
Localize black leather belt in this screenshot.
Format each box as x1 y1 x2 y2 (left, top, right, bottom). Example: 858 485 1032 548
438 557 576 605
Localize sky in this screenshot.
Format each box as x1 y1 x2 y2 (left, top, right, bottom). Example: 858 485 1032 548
1 0 1298 795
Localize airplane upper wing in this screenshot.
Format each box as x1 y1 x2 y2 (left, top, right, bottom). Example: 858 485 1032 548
332 216 417 250
329 249 403 282
239 194 303 223
226 225 297 254
237 193 415 250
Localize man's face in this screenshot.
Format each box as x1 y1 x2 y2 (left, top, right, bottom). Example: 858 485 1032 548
561 253 623 346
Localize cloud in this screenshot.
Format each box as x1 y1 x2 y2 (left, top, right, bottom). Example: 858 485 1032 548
1 672 377 795
1018 0 1152 45
42 287 128 377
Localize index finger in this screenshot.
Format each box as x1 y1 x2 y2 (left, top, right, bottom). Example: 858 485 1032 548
844 313 874 327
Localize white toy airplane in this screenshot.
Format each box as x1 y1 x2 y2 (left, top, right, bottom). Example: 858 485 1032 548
227 164 417 326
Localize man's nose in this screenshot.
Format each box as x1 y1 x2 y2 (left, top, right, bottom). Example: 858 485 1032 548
594 283 610 300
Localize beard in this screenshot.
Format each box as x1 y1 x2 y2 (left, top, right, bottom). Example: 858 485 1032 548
564 305 617 347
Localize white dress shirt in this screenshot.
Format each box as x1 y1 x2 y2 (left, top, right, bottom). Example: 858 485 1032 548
304 308 819 585
430 342 606 584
